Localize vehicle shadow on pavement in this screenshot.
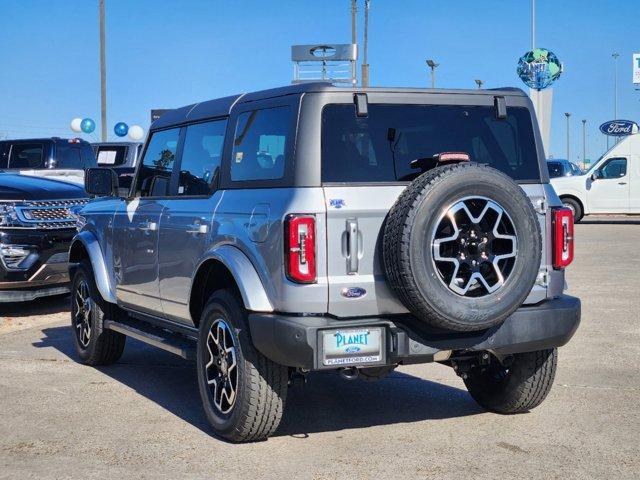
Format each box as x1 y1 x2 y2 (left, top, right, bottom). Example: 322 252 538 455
35 325 482 439
0 294 69 318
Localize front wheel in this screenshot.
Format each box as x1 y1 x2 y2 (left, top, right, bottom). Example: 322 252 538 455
196 290 288 442
463 348 557 413
561 197 583 223
70 261 126 365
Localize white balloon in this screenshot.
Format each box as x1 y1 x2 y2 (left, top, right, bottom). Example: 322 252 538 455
70 118 83 133
128 125 144 141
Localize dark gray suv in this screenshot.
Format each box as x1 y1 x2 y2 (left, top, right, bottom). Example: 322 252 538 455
69 83 580 442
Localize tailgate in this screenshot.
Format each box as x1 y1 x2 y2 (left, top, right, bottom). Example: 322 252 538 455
323 185 408 317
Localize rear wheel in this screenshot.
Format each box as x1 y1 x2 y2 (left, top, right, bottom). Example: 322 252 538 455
463 348 557 413
196 289 288 442
561 197 583 222
70 261 126 365
383 163 542 332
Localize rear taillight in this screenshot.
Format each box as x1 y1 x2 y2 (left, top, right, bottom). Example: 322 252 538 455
285 215 316 283
552 207 574 269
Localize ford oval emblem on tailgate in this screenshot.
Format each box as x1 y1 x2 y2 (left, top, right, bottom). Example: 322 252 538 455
340 287 366 299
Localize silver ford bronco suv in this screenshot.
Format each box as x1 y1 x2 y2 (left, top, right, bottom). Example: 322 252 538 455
70 84 580 442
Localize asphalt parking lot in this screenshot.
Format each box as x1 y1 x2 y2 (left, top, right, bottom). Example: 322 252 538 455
1 216 638 480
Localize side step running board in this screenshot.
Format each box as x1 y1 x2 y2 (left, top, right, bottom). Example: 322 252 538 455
104 317 197 361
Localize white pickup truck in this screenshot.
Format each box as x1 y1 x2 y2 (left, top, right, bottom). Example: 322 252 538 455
551 133 640 221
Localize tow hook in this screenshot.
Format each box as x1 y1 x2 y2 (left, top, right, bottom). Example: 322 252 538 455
452 352 491 379
289 368 309 387
339 367 359 380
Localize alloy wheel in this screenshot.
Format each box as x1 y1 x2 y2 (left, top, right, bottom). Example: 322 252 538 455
432 196 518 297
205 319 238 414
73 279 92 348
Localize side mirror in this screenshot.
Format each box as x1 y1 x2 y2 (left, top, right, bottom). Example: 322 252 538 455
85 167 119 196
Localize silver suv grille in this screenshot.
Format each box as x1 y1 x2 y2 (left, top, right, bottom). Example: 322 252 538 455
16 199 89 230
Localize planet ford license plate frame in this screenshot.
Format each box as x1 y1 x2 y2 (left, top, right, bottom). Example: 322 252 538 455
320 327 386 367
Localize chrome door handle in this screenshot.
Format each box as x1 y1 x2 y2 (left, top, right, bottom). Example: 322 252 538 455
346 219 358 274
186 223 208 234
138 221 157 232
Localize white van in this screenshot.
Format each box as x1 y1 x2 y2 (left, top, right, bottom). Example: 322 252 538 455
551 133 640 221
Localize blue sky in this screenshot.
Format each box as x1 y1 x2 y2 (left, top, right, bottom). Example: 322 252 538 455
1 0 639 161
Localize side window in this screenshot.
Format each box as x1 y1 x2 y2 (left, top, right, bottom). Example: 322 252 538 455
177 119 227 196
0 143 8 168
600 158 627 179
231 106 290 182
134 128 180 197
9 144 44 168
570 163 581 175
56 144 83 169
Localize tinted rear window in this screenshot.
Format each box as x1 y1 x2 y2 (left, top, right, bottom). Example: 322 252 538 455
96 146 127 166
547 161 565 178
321 104 541 183
8 143 45 168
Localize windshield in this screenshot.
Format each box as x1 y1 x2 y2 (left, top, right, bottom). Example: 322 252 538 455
321 104 541 183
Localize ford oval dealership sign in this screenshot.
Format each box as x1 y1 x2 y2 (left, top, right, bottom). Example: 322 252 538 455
599 120 639 137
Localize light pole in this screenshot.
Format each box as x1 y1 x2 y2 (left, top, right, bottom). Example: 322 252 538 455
351 0 357 45
99 0 107 142
475 79 484 89
531 0 536 49
426 59 439 88
565 112 571 161
612 52 620 145
612 52 620 119
361 0 370 87
581 119 587 167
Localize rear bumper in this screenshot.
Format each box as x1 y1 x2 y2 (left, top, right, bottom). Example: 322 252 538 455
248 295 581 370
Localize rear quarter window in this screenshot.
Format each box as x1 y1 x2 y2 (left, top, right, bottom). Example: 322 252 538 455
547 161 564 178
230 106 291 182
321 104 541 183
8 143 45 168
96 146 128 166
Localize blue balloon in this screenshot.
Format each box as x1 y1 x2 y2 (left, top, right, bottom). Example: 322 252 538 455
80 118 96 134
114 122 129 137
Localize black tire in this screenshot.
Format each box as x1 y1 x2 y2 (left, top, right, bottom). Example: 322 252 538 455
383 163 542 332
196 289 288 442
70 260 126 366
561 197 583 222
464 348 557 413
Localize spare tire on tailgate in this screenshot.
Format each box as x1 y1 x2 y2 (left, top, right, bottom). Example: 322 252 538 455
383 162 541 332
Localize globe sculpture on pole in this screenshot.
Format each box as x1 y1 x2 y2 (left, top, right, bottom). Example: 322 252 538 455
517 48 562 90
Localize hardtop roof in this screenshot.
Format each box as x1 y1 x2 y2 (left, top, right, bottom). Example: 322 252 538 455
150 83 528 130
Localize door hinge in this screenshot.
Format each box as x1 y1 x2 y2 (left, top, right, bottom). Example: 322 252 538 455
534 197 547 214
536 270 549 287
